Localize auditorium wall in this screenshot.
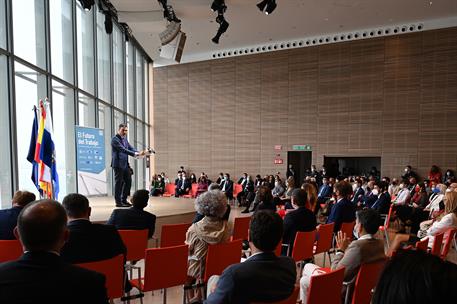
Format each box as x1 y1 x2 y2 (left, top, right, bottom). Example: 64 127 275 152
152 27 457 180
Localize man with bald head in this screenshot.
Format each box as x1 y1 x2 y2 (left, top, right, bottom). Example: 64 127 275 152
0 200 108 303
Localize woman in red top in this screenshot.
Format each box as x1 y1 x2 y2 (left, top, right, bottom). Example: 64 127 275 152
428 165 442 184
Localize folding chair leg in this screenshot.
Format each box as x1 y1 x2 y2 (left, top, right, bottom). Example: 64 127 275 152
384 229 390 249
163 288 167 304
327 251 332 265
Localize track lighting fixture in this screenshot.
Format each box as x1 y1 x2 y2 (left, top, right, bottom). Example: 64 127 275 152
78 0 95 11
257 0 277 15
211 0 229 44
157 0 181 23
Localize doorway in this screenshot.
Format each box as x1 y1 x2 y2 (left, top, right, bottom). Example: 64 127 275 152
323 156 381 178
287 151 312 186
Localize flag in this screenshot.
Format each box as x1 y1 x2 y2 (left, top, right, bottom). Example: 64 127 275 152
26 105 41 195
34 101 59 199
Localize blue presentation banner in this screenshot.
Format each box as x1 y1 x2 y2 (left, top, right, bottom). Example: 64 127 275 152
75 126 107 195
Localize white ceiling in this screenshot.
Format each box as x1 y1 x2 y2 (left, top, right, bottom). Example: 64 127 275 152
111 0 457 66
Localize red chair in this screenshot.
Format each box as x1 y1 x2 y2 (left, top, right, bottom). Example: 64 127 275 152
130 245 189 304
314 223 334 267
233 184 243 198
430 232 444 256
118 229 149 281
415 238 429 252
441 228 457 260
183 183 198 198
378 205 394 247
306 267 345 304
274 242 282 256
160 223 192 248
340 221 356 241
202 239 243 283
0 240 23 263
232 216 251 241
77 254 124 300
253 285 300 304
291 231 316 262
162 183 176 197
344 259 386 304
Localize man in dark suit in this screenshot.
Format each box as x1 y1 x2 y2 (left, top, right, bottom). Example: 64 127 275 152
175 172 192 197
204 211 296 304
0 191 36 240
221 173 234 200
371 182 391 215
351 179 365 206
317 177 332 204
327 181 356 233
111 123 142 207
60 193 126 264
282 189 317 255
238 175 255 209
0 200 108 304
107 190 156 238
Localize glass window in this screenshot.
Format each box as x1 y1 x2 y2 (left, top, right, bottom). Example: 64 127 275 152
96 9 111 102
126 116 136 190
50 0 74 83
126 42 135 115
113 25 124 110
144 59 149 123
15 62 47 196
78 93 96 127
76 2 95 94
136 120 144 188
114 110 124 131
0 0 6 49
135 50 144 120
98 103 112 195
0 56 12 208
12 0 46 69
52 80 76 197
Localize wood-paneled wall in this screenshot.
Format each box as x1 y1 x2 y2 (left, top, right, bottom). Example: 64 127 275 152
152 27 457 180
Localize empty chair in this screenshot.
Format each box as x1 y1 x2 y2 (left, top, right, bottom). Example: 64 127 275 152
415 238 429 252
162 183 176 197
441 228 457 260
130 245 189 304
306 267 345 304
314 223 334 267
232 216 251 241
76 254 125 300
430 232 444 256
0 240 23 263
344 259 386 304
160 223 191 248
118 229 149 280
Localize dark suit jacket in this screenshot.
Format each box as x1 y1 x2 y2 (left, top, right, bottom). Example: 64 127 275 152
282 207 317 255
327 198 356 232
221 180 234 197
242 180 254 193
61 219 126 264
0 206 23 240
363 193 377 208
111 134 137 169
317 184 332 199
351 187 365 205
371 192 391 215
204 252 296 304
0 251 108 304
107 207 156 238
175 179 191 192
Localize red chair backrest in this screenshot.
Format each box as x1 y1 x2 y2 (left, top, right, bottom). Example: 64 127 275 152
351 259 387 304
190 183 198 197
165 183 175 195
203 239 242 282
415 238 428 252
252 285 300 304
274 242 282 256
430 232 444 256
77 254 124 300
441 228 457 259
160 223 191 248
0 240 23 263
307 267 345 304
232 216 251 241
340 221 356 240
384 205 394 229
315 223 334 254
292 231 316 262
142 245 188 291
234 184 243 196
118 229 149 262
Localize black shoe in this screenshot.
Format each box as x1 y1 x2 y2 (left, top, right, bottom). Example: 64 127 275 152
116 202 130 207
122 201 132 207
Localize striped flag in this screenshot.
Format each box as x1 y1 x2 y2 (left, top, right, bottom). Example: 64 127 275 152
26 105 41 195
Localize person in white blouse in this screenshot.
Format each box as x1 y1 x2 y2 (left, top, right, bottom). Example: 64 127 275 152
392 181 411 205
424 183 447 213
389 191 457 255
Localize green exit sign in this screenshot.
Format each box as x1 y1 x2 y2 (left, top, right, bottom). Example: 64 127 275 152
292 145 312 151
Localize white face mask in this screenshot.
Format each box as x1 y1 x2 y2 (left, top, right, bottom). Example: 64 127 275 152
399 184 404 189
404 168 409 173
275 181 279 187
353 224 360 239
371 189 379 196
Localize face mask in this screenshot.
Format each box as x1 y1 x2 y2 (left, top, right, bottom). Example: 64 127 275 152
399 184 404 189
353 225 360 239
371 189 379 196
275 181 279 187
432 188 440 194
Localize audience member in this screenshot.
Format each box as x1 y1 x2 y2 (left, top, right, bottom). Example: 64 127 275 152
282 189 317 255
428 165 442 185
286 164 295 179
0 200 108 304
237 174 254 207
371 181 391 214
280 176 296 208
424 183 446 215
107 189 156 238
300 209 385 303
401 165 418 181
372 249 457 304
220 173 234 200
351 179 365 206
190 173 197 184
388 178 400 197
60 193 126 264
196 176 209 197
392 180 411 206
443 169 455 184
317 177 332 204
301 182 318 213
326 181 356 232
216 172 224 185
0 190 36 240
175 172 192 197
205 211 296 304
150 174 165 196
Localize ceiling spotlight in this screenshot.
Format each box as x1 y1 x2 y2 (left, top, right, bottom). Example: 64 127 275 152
212 15 229 44
78 0 95 11
257 0 277 15
157 0 181 23
211 0 225 12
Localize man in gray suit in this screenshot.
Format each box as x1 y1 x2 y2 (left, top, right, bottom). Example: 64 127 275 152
300 209 385 303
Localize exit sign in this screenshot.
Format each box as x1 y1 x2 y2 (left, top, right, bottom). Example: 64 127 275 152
292 145 312 151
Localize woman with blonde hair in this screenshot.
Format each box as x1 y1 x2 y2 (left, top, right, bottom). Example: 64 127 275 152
301 183 318 213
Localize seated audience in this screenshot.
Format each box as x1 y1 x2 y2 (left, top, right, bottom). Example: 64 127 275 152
371 181 391 214
424 183 446 215
396 183 429 234
0 190 36 240
190 173 197 184
150 174 165 196
185 190 231 301
301 182 318 213
196 176 209 197
175 172 192 197
317 177 332 204
216 172 224 185
300 209 385 303
351 179 365 206
0 200 108 304
244 185 275 213
192 183 231 224
237 174 255 207
220 173 234 200
443 169 455 184
401 165 418 181
428 165 442 185
282 189 317 255
272 176 285 204
392 180 411 205
60 193 126 264
372 249 457 304
107 189 156 238
204 211 296 304
388 178 400 197
160 172 170 184
280 176 296 208
326 181 356 232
